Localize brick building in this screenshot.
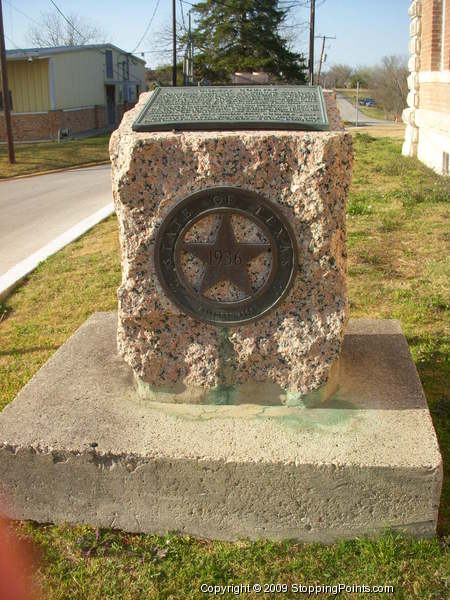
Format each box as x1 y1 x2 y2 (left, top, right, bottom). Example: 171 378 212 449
403 0 450 174
0 44 146 142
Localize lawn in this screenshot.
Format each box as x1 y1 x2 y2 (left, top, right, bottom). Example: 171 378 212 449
0 133 111 179
0 133 449 598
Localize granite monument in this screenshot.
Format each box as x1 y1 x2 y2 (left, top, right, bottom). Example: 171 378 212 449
0 87 442 542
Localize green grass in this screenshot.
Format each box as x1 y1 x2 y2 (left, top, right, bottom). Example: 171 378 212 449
8 526 449 599
0 133 111 179
0 133 449 598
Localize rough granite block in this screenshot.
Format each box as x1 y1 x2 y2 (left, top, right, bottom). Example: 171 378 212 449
110 93 353 398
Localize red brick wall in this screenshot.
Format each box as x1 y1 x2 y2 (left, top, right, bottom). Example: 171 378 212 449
0 101 133 141
0 112 48 142
420 0 444 71
61 108 96 133
0 105 106 142
95 105 106 129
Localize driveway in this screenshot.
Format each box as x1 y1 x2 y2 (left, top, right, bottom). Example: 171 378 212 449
0 164 112 276
336 94 393 125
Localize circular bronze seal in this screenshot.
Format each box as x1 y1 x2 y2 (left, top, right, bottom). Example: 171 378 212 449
154 187 297 326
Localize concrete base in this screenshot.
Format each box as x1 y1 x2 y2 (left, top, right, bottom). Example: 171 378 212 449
0 313 442 542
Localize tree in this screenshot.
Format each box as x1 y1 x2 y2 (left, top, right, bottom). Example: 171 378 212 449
349 65 374 89
27 10 106 47
370 55 408 119
149 63 184 87
186 0 307 83
323 63 353 89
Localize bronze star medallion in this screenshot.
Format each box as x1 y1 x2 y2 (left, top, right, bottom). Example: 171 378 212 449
154 187 298 326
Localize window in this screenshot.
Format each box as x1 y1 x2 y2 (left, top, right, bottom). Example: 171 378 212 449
0 90 13 111
105 50 113 79
121 59 129 81
122 84 136 102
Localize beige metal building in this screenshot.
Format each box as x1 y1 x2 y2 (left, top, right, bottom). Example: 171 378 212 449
0 44 146 141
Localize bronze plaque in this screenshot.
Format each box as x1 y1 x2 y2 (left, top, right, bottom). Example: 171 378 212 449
132 86 329 132
155 188 297 326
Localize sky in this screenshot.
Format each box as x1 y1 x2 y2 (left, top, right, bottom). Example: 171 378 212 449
3 0 410 70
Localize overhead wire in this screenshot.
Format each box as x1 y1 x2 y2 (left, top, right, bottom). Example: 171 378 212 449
4 34 22 50
179 0 187 32
4 0 41 27
48 0 85 41
131 0 161 53
46 0 143 83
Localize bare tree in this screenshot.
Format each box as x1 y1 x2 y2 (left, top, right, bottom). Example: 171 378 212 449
27 10 107 47
149 21 186 65
370 55 408 119
323 63 353 88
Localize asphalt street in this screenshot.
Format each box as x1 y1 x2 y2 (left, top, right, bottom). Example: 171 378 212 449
0 98 389 281
0 164 112 275
336 94 393 125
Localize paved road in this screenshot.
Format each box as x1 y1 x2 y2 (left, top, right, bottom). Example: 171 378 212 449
0 164 112 275
336 94 393 125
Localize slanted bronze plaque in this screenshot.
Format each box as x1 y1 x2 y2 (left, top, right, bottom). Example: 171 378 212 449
155 187 298 326
133 86 329 132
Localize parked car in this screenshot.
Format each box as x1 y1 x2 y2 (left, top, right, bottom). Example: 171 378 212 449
364 98 376 107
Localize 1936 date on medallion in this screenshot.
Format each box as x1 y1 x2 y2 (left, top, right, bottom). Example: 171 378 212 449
154 187 298 326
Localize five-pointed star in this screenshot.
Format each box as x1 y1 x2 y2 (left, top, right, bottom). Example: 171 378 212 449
181 214 270 297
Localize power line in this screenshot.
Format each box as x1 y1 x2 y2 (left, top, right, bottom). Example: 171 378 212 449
48 0 85 41
179 0 187 32
46 0 143 83
4 0 40 27
131 0 160 54
4 33 21 49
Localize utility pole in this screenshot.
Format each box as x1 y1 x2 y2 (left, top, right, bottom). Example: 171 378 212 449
308 0 315 85
189 12 194 84
183 12 194 85
183 11 194 85
172 0 177 86
316 35 336 85
356 81 360 128
0 0 14 163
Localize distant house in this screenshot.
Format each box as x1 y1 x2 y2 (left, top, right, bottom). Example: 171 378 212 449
403 0 450 174
0 44 146 142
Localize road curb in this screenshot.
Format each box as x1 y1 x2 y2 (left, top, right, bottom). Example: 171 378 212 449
0 203 115 303
0 160 111 182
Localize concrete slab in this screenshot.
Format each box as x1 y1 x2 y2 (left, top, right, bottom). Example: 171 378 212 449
0 313 442 542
